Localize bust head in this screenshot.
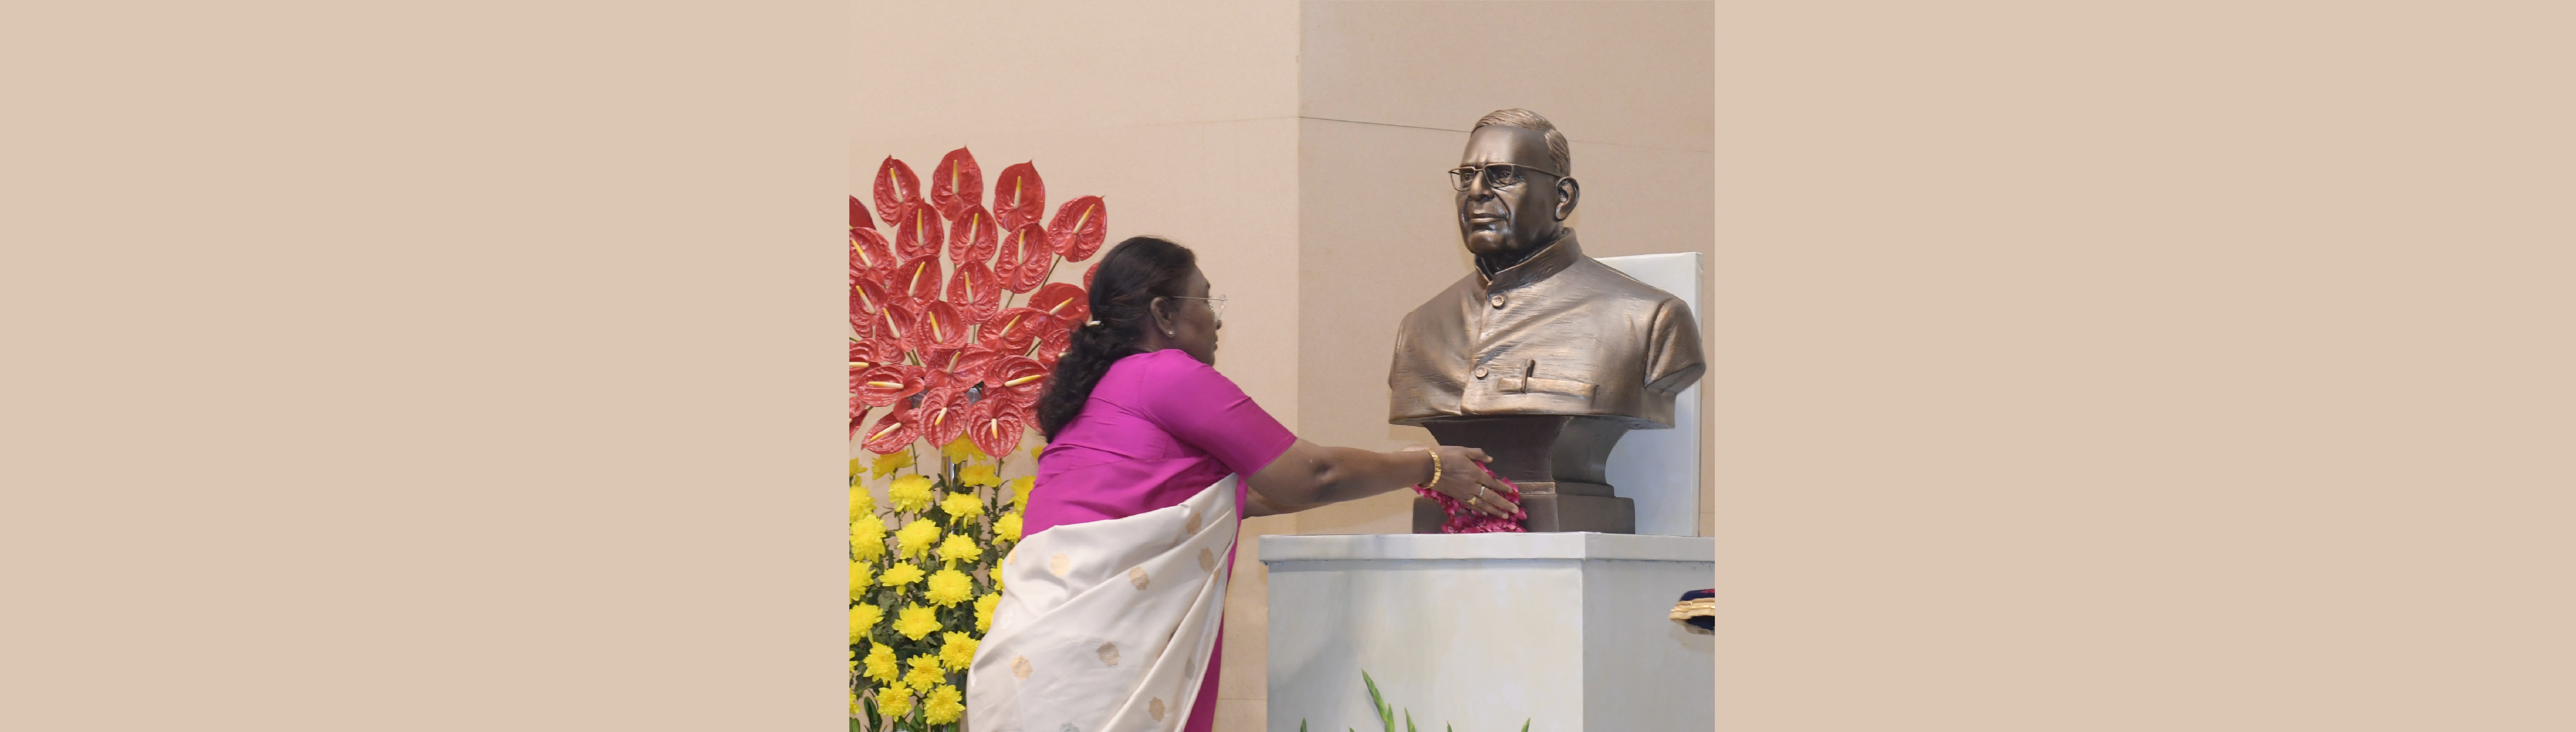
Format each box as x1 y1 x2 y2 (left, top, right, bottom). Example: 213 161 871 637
1454 109 1580 273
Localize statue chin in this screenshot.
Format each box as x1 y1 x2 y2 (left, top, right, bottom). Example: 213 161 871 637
1462 236 1540 264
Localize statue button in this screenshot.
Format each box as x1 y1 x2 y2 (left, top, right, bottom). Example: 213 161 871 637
1473 367 1489 379
1488 294 1506 309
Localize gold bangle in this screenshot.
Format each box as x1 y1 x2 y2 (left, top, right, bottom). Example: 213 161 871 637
1426 450 1444 489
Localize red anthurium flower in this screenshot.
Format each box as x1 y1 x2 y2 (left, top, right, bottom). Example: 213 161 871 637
946 261 1001 324
1083 259 1099 289
920 344 964 377
1028 282 1089 324
1047 195 1107 262
852 228 895 274
994 223 1051 293
849 289 875 340
965 396 1027 464
850 195 872 230
1034 317 1072 368
948 204 999 265
858 402 917 452
893 203 944 260
854 364 924 408
989 162 1046 231
850 339 891 372
985 355 1048 405
891 254 944 302
914 300 970 355
982 307 1053 354
876 298 919 356
872 157 920 227
852 277 891 321
928 147 982 220
918 387 972 448
946 345 1004 387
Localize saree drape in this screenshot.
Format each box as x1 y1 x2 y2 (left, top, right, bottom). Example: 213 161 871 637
967 475 1238 732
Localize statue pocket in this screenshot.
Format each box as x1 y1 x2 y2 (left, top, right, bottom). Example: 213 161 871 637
1497 375 1596 400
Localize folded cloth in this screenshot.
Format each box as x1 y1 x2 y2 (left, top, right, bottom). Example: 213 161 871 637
1670 589 1714 631
1410 462 1527 533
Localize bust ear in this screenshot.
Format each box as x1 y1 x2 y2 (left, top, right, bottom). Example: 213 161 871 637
1553 177 1580 221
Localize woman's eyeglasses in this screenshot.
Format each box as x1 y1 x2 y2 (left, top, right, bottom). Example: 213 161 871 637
1447 163 1564 192
1170 295 1226 326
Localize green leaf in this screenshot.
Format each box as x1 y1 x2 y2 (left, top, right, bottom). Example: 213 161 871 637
1362 670 1394 732
1521 720 1531 732
1403 709 1417 732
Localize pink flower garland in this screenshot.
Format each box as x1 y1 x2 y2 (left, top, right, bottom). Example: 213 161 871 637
1411 461 1528 534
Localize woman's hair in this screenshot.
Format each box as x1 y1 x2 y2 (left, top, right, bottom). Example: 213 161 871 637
1036 236 1198 439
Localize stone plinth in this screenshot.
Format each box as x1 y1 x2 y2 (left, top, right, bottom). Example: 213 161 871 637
1262 533 1714 732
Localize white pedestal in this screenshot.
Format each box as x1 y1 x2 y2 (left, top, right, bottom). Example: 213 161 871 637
1262 533 1713 732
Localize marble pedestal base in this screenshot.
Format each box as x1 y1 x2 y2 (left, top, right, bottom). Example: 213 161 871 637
1261 533 1714 732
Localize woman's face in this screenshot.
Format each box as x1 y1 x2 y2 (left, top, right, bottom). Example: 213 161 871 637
1160 267 1221 365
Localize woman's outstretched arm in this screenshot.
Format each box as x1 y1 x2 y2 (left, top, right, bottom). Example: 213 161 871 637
1244 439 1519 519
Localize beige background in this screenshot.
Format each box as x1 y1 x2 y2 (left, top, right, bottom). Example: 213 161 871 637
9 1 2572 731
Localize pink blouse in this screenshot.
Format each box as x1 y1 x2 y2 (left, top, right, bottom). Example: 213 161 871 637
1027 348 1295 732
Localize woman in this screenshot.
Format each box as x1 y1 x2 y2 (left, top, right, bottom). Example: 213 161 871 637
967 236 1516 732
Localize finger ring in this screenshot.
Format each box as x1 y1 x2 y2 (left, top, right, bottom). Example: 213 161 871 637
1466 493 1481 507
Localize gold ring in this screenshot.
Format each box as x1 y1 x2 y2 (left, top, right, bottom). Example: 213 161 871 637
1467 494 1481 507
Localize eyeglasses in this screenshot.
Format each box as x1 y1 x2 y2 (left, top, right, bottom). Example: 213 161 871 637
1448 163 1565 192
1170 295 1226 326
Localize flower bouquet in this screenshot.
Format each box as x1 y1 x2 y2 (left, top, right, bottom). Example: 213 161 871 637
849 147 1104 731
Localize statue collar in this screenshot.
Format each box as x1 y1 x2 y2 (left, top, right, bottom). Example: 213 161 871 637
1477 230 1582 294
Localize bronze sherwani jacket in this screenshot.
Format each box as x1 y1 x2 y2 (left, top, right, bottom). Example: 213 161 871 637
1388 232 1706 429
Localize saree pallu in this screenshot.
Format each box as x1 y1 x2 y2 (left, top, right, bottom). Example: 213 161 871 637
967 476 1238 732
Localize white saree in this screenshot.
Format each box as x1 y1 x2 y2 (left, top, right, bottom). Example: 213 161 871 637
967 475 1238 732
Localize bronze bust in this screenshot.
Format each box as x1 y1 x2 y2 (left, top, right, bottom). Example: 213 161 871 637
1389 109 1706 533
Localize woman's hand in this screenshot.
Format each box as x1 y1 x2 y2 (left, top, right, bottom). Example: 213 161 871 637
1411 445 1519 519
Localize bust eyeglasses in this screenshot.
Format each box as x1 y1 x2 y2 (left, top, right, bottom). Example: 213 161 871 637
1447 163 1565 192
1169 295 1226 326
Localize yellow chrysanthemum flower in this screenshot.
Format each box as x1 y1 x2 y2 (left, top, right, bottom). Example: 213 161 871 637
849 514 887 561
1007 476 1035 511
937 631 979 671
957 463 1002 488
939 492 985 526
847 484 874 521
848 604 881 644
924 568 973 606
893 604 941 640
941 437 981 465
923 684 965 724
994 512 1023 544
973 592 1001 631
861 643 900 684
1031 442 1046 458
894 518 940 559
875 685 913 718
849 562 874 599
888 475 935 512
878 562 924 588
870 451 913 479
935 534 982 567
903 653 945 692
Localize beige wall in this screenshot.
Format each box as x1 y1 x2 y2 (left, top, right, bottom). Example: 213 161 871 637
852 3 1300 729
1291 0 1718 536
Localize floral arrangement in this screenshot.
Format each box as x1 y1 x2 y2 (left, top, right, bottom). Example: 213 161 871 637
849 147 1104 731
